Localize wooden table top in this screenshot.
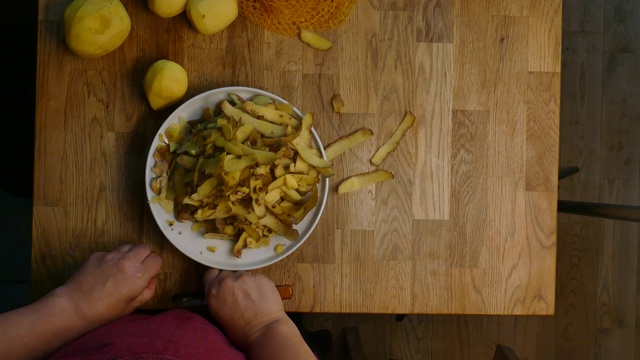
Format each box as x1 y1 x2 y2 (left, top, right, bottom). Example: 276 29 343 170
32 0 561 314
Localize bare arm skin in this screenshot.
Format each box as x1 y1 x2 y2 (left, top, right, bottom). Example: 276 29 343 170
204 269 315 360
0 244 163 360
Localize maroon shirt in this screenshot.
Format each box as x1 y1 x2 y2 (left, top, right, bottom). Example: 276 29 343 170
49 310 246 360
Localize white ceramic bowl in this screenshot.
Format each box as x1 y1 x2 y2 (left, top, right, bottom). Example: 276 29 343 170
145 87 328 270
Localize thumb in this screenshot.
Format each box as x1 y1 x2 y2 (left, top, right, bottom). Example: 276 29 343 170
132 276 158 308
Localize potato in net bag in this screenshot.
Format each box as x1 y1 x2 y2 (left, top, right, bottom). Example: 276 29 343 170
238 0 357 36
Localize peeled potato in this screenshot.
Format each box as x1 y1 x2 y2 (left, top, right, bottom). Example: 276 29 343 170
148 0 187 18
299 29 333 51
187 0 238 35
64 0 131 58
143 60 189 110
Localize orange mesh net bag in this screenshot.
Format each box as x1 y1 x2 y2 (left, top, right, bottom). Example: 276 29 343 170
238 0 357 36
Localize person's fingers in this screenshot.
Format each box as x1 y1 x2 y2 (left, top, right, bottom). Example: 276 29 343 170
254 273 274 285
203 268 222 290
132 278 158 308
233 270 252 279
126 244 152 262
141 253 163 277
206 269 235 294
145 276 158 292
115 244 134 253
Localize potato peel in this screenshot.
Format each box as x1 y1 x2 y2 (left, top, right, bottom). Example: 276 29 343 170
299 29 333 51
324 128 374 161
331 94 345 113
370 112 416 166
338 170 395 194
151 93 329 258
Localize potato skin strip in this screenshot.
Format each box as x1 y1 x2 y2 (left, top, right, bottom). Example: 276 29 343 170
370 112 416 166
221 100 287 138
338 170 394 194
291 137 332 168
324 128 373 161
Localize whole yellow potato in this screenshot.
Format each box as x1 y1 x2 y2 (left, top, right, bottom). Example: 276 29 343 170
64 0 131 58
143 60 189 110
148 0 188 18
187 0 238 35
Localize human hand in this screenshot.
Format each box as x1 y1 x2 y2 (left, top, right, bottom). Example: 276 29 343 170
204 269 287 349
53 244 163 327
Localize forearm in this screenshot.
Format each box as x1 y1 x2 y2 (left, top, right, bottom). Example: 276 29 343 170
245 317 315 360
0 288 96 360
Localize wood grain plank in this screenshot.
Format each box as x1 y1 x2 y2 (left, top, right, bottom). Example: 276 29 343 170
373 0 416 12
184 50 233 98
560 31 604 128
412 220 452 312
389 315 432 359
372 10 416 262
451 269 489 314
31 206 70 299
596 328 634 359
348 314 394 359
339 0 379 114
263 31 302 72
600 53 640 179
554 218 599 360
34 21 70 206
412 42 452 220
564 0 604 32
528 0 562 71
334 230 376 312
487 15 528 177
596 179 639 328
489 0 530 16
559 31 603 201
513 316 555 360
486 176 527 314
262 70 303 110
449 110 490 269
525 72 561 192
105 132 146 243
431 316 514 360
604 0 640 54
522 191 558 314
452 0 491 110
222 18 266 88
294 263 338 312
416 0 453 43
369 261 413 313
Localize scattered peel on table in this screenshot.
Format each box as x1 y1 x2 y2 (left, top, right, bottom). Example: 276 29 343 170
150 93 330 257
324 128 373 161
337 170 395 194
370 112 416 166
299 29 333 51
331 94 345 113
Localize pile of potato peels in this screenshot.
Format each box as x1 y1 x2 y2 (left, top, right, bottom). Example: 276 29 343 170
151 93 414 257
